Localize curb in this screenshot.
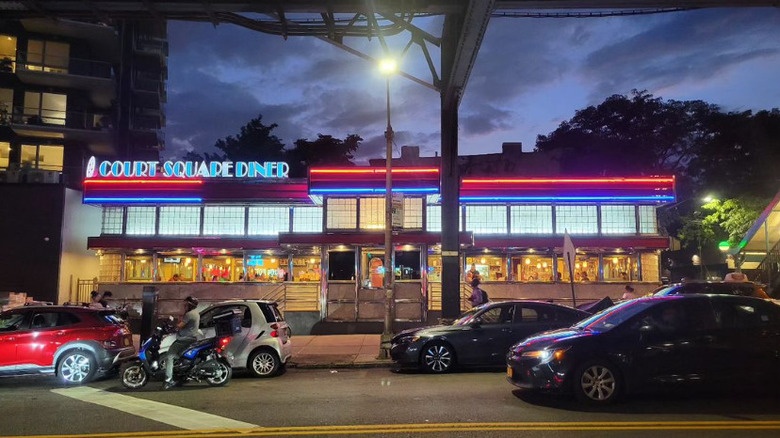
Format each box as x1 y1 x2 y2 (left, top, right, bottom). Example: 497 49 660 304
287 361 394 370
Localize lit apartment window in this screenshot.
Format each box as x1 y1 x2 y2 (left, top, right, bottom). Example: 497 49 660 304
159 206 200 235
0 141 9 169
203 206 245 235
359 198 385 230
465 205 507 234
24 92 66 125
292 206 323 233
248 206 289 235
26 40 69 73
125 207 156 235
20 144 64 171
326 198 357 230
0 35 17 72
639 205 658 234
403 198 423 229
555 205 597 234
101 207 124 235
600 205 637 234
510 205 553 234
0 88 12 121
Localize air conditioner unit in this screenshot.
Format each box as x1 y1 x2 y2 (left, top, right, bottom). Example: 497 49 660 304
28 170 45 183
42 170 61 184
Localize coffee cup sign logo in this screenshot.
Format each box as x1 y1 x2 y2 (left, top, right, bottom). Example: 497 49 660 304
85 157 290 179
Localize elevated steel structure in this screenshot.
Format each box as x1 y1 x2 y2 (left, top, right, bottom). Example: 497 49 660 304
4 0 776 320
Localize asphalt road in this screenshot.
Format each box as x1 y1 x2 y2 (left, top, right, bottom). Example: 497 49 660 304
1 367 779 437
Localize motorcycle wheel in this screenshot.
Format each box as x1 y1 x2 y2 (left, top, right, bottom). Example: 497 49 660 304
121 363 149 390
206 359 232 387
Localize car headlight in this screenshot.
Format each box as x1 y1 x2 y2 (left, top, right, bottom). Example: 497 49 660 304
520 348 568 363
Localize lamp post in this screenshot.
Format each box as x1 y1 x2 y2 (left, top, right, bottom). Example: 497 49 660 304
379 58 396 340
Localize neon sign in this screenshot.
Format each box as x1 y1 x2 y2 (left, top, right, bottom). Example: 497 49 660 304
85 156 289 179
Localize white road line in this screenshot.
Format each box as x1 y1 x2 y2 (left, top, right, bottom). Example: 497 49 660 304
51 387 258 430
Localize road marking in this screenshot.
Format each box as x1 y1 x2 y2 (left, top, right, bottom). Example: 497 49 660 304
49 387 257 431
5 421 780 438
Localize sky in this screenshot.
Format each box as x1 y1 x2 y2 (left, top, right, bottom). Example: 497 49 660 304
164 8 780 163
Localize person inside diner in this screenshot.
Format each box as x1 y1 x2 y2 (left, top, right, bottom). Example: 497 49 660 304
170 273 180 282
466 264 481 283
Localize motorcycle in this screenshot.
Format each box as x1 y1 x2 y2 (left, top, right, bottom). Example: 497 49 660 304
120 317 232 389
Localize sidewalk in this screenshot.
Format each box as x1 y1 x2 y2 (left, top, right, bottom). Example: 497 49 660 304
288 335 392 369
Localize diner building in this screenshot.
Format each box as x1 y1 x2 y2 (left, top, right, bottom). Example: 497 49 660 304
84 157 675 334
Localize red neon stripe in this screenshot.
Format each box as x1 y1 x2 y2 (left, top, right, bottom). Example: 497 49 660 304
83 179 204 185
310 168 439 174
461 177 674 184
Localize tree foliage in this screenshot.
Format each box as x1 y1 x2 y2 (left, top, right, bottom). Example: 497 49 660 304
679 198 766 249
286 134 361 177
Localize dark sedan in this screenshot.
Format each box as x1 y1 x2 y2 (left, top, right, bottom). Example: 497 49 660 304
506 295 780 405
391 301 589 373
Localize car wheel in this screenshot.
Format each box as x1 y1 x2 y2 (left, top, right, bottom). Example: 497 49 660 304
574 360 622 405
57 350 97 385
248 348 280 378
206 359 232 386
421 342 455 374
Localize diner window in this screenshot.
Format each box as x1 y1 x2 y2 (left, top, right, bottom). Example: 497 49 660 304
125 255 152 281
244 254 282 282
20 144 64 171
0 88 12 123
0 141 10 169
26 40 69 73
428 255 442 282
639 206 658 234
202 256 240 282
328 250 355 281
465 205 507 234
326 198 357 230
511 205 553 234
101 207 124 234
395 251 421 280
0 35 17 72
601 205 637 234
641 252 660 282
511 255 554 282
361 248 385 288
403 198 424 229
426 205 463 232
359 198 385 230
248 206 289 235
204 206 245 235
292 206 323 233
159 206 200 235
292 256 321 282
555 205 597 234
465 255 506 282
603 254 639 282
125 206 156 235
24 91 66 125
557 254 598 282
98 253 122 283
159 255 196 281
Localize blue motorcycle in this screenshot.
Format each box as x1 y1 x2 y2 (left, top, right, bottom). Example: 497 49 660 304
120 319 232 389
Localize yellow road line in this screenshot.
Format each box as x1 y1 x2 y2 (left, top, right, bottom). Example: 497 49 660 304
4 421 780 438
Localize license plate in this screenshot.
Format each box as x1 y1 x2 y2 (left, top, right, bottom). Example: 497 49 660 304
507 366 513 378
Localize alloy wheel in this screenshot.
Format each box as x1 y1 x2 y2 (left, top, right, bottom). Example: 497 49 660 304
121 364 148 389
580 365 617 401
60 353 92 383
207 361 231 386
423 344 453 373
252 352 277 376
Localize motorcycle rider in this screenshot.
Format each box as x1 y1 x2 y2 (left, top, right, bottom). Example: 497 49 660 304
163 295 200 390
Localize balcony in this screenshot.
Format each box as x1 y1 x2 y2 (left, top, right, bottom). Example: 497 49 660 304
7 105 113 152
134 35 169 59
14 51 115 108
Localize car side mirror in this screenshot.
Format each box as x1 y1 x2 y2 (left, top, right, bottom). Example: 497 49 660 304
471 317 483 328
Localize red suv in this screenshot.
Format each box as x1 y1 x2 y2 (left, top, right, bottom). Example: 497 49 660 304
0 306 135 384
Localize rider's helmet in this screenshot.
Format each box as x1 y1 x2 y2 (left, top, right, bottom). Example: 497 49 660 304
185 296 199 309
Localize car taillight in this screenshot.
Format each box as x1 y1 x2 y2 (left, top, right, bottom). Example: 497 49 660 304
270 323 279 338
216 337 231 353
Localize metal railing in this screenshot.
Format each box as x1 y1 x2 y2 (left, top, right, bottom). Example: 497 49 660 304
14 51 112 79
753 240 780 295
134 36 169 56
11 105 111 130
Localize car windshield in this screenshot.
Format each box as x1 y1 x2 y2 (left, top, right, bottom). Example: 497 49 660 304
573 300 658 332
653 285 680 296
452 307 481 326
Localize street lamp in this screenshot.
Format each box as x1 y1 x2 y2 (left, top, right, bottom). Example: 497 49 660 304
379 57 396 342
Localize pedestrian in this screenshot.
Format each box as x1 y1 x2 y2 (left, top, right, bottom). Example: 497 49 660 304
99 290 113 308
621 285 637 300
88 291 103 309
469 278 488 307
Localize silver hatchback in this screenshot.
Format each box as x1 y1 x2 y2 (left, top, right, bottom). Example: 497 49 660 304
199 300 292 377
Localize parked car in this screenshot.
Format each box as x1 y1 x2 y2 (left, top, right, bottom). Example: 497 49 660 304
0 306 134 384
506 295 780 405
654 281 769 298
198 300 292 377
391 300 589 373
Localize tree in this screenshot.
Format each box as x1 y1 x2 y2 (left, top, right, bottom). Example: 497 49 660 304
286 134 362 177
184 114 286 162
679 198 767 249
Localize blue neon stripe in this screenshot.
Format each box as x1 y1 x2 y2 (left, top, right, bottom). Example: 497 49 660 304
459 196 675 202
83 197 203 203
310 187 439 194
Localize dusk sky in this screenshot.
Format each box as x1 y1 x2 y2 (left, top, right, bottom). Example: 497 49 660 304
164 8 780 163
